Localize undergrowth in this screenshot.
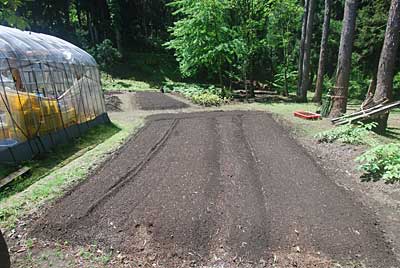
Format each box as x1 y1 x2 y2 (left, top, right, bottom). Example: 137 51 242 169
356 143 400 183
315 121 400 183
163 81 229 106
191 92 223 106
315 122 377 145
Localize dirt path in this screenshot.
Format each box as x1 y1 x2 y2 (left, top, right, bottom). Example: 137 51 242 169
135 91 189 110
31 110 400 267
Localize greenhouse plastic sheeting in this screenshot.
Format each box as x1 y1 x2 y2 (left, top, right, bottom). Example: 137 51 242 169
0 25 109 164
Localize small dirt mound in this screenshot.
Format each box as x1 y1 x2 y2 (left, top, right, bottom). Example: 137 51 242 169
135 91 188 110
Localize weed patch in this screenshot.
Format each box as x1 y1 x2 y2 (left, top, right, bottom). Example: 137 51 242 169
163 81 227 106
315 122 377 145
357 143 400 183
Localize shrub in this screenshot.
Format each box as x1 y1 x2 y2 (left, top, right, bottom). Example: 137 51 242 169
163 81 226 106
89 39 121 73
191 92 223 106
356 143 400 183
315 122 376 145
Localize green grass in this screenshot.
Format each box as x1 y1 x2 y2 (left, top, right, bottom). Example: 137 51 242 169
264 102 332 136
102 74 156 92
0 123 121 202
0 118 144 229
102 52 181 91
236 100 332 137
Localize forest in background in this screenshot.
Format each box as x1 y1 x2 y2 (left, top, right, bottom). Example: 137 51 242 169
0 0 399 127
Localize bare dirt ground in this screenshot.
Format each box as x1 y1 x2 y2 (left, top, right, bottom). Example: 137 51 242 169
135 91 189 110
30 106 399 267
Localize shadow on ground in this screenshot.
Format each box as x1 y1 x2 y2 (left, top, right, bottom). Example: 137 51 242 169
0 123 121 202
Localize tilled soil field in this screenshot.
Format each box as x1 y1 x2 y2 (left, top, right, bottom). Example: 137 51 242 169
135 91 189 110
32 111 399 268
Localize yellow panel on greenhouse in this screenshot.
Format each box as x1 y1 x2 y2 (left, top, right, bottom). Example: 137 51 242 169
0 90 78 141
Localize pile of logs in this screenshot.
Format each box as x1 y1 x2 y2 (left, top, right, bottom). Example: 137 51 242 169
332 101 400 125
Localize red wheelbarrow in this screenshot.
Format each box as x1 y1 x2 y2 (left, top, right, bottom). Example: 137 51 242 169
294 111 322 120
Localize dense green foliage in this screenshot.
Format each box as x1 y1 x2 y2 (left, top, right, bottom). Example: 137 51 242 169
0 0 27 28
89 39 122 73
166 0 301 89
163 81 225 106
315 122 377 145
191 92 223 106
6 0 398 102
357 143 400 183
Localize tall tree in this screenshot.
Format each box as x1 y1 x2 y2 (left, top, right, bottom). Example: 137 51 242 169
297 0 309 98
329 0 359 117
268 0 302 97
313 0 332 104
107 0 123 52
373 0 400 131
298 0 315 102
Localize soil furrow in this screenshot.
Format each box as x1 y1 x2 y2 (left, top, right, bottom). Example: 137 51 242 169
207 114 269 264
31 111 400 268
242 113 399 268
83 118 179 216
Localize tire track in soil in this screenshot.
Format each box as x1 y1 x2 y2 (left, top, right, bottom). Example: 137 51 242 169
32 111 400 268
100 115 223 260
207 114 270 265
32 119 178 241
242 113 399 268
83 118 179 216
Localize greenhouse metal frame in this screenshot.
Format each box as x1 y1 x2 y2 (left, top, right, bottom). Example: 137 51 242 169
0 25 109 164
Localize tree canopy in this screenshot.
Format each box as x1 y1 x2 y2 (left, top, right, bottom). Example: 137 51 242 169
3 0 399 122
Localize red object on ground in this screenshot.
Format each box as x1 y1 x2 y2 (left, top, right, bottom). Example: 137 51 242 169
294 111 322 120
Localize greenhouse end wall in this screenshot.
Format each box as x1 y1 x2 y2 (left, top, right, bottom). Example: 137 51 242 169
0 26 109 164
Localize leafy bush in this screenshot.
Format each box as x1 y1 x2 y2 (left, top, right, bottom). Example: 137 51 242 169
163 81 227 106
89 39 121 73
272 66 297 94
348 55 369 100
191 92 223 106
393 72 400 99
315 122 377 145
356 143 400 183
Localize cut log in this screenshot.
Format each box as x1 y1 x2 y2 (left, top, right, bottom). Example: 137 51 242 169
331 103 385 123
0 167 31 189
332 101 400 125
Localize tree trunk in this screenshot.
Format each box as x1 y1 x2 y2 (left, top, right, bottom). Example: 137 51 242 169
360 73 377 110
373 0 400 131
368 74 377 95
297 0 309 97
115 29 122 52
313 0 332 104
329 0 358 118
299 0 316 102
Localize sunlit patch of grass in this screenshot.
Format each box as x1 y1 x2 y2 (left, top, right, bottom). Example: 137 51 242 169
102 75 156 92
101 52 181 92
0 123 121 202
247 101 333 137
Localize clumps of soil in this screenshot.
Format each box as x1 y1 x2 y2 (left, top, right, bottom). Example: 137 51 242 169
105 94 123 112
135 91 189 110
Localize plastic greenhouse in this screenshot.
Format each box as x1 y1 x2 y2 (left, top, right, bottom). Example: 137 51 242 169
0 25 109 164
